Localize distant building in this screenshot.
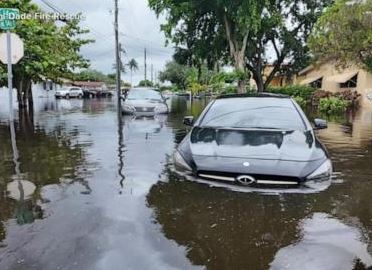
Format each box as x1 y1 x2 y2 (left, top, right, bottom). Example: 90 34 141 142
297 62 372 108
32 78 71 92
249 64 294 89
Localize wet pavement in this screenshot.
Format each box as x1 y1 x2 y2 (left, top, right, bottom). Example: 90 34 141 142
0 90 371 270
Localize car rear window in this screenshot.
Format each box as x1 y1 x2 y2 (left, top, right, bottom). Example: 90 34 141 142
200 97 306 130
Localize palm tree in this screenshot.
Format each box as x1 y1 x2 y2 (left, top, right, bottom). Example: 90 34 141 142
127 59 139 86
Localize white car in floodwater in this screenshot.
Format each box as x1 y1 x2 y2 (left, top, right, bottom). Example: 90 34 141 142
55 87 84 99
122 88 169 115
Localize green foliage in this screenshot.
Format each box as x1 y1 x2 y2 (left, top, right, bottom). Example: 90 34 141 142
127 59 139 72
159 61 190 90
221 86 238 95
309 0 372 72
138 80 154 87
149 0 332 92
293 96 307 108
319 97 350 114
0 0 91 108
74 69 107 82
268 85 316 101
0 1 91 82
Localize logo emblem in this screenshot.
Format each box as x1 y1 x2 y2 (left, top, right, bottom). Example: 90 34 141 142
243 162 250 167
236 175 256 186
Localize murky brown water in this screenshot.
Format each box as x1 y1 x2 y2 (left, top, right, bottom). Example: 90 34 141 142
0 90 371 270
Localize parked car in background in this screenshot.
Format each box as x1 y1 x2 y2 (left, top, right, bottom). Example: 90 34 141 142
55 87 84 99
174 93 332 187
122 88 169 115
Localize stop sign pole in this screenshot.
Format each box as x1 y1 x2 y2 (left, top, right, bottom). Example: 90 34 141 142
6 30 13 121
0 8 21 122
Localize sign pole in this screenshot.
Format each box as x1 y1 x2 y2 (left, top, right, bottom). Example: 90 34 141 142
6 30 13 122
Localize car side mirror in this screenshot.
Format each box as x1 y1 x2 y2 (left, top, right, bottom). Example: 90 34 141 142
183 116 194 126
314 118 328 130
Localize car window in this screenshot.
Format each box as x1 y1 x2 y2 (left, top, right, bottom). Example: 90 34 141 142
127 89 162 101
200 97 305 130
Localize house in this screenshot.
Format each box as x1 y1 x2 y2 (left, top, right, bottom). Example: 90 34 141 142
32 77 71 92
249 64 293 89
297 62 372 108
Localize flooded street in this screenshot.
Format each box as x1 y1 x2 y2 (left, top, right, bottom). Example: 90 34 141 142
0 90 372 270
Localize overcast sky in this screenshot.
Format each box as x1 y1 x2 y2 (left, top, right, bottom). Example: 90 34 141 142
32 0 174 85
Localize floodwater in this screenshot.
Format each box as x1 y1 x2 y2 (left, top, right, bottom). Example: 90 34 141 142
0 90 371 270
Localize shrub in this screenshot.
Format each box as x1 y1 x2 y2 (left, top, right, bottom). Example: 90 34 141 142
311 90 333 106
319 97 350 114
334 90 361 108
268 85 316 101
221 86 238 95
293 96 307 108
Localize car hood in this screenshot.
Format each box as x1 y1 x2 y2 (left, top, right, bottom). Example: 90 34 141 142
125 100 164 107
189 127 326 162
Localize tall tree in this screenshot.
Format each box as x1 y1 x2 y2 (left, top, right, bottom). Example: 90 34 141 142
74 69 107 82
127 58 139 86
149 0 331 92
0 0 91 111
308 0 372 72
159 60 190 90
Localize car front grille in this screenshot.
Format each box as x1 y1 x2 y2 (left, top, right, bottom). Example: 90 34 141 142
197 171 301 186
135 107 155 113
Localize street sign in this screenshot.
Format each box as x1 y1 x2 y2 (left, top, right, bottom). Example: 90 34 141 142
0 33 24 64
0 8 19 30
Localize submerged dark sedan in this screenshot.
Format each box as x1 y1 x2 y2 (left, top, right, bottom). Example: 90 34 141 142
122 88 169 115
174 93 332 187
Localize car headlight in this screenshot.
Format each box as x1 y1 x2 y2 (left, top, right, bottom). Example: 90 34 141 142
174 151 192 172
123 104 135 113
307 159 332 180
154 104 168 114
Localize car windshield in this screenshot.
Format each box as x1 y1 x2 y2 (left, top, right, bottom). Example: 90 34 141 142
200 97 306 130
127 89 162 101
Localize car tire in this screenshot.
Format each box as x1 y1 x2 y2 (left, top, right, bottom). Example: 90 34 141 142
78 94 83 99
66 94 70 99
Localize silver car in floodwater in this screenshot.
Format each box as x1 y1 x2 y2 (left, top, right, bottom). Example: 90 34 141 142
122 88 169 115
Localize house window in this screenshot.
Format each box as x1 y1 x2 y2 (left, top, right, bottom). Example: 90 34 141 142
310 78 323 89
340 74 358 88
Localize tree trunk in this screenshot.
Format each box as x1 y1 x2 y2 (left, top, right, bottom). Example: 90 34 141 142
252 69 265 93
28 85 34 113
14 74 33 110
255 77 264 93
130 70 133 86
223 13 248 94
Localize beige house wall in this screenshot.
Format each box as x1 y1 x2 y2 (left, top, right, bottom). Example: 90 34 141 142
299 63 372 108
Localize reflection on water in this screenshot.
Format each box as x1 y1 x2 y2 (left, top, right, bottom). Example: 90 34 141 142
271 213 372 270
0 93 371 270
0 110 92 242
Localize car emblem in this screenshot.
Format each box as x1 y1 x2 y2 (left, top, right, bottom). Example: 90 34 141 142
143 107 148 111
243 162 250 167
236 175 256 186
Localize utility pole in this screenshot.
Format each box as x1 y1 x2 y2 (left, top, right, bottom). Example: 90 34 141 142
144 48 147 86
151 64 153 85
114 0 121 109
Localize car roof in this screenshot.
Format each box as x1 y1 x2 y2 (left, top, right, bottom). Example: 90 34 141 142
217 92 290 99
